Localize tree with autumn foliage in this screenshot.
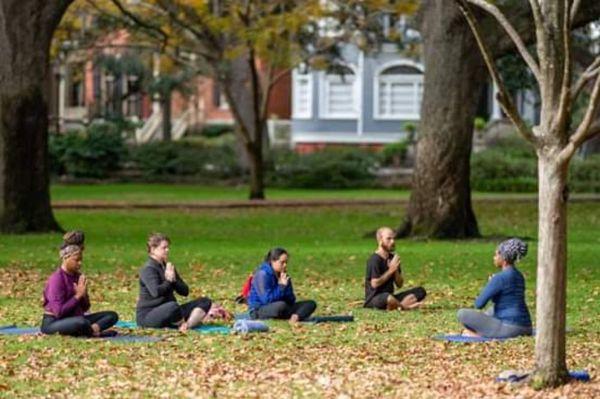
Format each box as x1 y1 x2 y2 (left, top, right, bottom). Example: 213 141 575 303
80 0 417 199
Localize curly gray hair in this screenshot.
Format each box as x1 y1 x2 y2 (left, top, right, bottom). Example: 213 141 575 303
497 238 528 264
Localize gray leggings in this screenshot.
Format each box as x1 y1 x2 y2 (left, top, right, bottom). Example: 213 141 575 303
457 308 532 338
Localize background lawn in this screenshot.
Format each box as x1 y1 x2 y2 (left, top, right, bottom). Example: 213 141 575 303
0 200 598 397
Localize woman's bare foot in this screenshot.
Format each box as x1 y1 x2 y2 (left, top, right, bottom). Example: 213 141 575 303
462 328 480 337
179 322 189 333
289 314 300 325
91 323 101 337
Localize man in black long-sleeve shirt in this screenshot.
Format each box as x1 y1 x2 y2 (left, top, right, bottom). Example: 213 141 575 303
364 227 426 310
136 234 211 331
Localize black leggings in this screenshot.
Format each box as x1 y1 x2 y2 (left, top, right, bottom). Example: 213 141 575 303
41 311 119 337
365 286 427 310
252 300 317 321
137 297 212 328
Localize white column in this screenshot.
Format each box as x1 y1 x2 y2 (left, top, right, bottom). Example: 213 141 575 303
356 50 364 136
58 63 66 133
491 81 502 120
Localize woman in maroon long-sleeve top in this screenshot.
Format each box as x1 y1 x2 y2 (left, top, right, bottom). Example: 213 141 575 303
40 243 118 336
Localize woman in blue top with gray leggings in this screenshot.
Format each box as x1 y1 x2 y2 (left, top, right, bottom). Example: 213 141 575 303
457 238 533 338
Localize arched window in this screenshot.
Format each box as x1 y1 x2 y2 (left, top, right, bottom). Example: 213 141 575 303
319 65 358 119
374 62 423 119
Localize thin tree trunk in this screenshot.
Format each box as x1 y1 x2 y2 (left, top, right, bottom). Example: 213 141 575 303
0 0 68 233
398 0 482 238
533 153 570 387
161 92 172 141
246 138 265 200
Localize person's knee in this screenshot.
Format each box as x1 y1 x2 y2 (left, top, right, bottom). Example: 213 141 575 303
107 311 119 325
415 287 427 301
271 301 289 316
457 308 471 324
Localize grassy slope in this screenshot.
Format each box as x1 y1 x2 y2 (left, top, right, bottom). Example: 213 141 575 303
0 201 598 397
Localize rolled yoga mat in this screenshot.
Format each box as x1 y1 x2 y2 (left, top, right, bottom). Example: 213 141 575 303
232 320 269 334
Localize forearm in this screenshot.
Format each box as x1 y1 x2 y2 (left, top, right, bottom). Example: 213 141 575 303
394 271 404 288
371 269 396 288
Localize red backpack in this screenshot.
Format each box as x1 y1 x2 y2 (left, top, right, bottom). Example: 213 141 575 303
235 273 254 304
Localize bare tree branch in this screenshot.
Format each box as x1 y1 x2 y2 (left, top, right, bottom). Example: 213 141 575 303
570 0 583 23
456 0 537 145
554 0 573 134
560 72 600 161
103 0 170 50
465 0 541 83
572 56 600 102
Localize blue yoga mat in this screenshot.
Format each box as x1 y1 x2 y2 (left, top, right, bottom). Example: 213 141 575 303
0 324 159 342
0 325 39 335
305 315 354 323
234 313 354 323
496 370 590 383
115 320 231 335
232 320 269 334
434 334 515 342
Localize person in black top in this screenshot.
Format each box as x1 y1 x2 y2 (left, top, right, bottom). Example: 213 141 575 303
136 233 212 332
364 227 426 310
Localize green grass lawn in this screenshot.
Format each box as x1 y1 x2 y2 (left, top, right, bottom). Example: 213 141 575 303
0 201 598 397
49 183 573 203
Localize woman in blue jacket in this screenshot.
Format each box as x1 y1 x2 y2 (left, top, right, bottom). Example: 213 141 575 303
247 248 316 323
457 238 533 338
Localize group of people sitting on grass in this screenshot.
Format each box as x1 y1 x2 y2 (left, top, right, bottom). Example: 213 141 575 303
40 228 532 339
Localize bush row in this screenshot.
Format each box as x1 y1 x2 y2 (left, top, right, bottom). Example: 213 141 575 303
49 124 600 192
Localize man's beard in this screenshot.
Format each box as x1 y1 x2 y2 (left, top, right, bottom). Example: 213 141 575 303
383 243 395 253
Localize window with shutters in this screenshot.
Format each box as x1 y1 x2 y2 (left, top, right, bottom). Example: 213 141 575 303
374 64 423 120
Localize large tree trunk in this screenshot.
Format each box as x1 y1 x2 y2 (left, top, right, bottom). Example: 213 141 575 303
534 153 569 387
398 1 483 238
222 56 266 200
0 0 69 233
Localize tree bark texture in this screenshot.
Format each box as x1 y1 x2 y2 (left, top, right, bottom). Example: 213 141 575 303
399 0 484 238
534 153 569 387
222 56 266 200
0 0 70 233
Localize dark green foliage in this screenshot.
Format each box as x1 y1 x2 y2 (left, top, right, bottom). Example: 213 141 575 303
49 123 127 178
271 148 377 188
131 140 242 179
471 137 600 192
569 155 600 193
381 140 409 166
200 124 234 138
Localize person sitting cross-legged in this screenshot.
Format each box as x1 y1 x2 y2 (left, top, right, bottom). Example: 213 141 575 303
136 233 213 332
364 227 426 311
247 247 317 324
41 241 119 337
457 238 533 339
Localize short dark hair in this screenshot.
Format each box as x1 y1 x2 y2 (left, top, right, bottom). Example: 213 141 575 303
147 233 170 253
264 247 288 263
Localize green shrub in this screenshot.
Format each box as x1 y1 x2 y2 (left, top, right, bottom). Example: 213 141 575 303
131 139 242 179
49 123 127 178
569 155 600 193
271 148 377 188
381 140 409 167
201 124 233 138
